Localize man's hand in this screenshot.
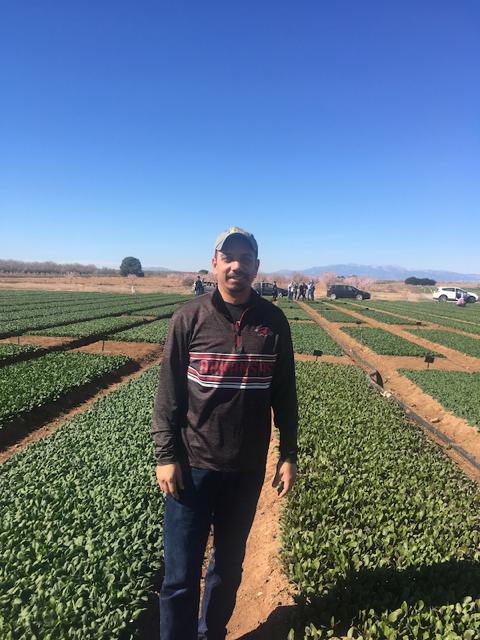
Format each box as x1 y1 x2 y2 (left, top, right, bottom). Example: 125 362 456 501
272 460 297 498
155 463 184 500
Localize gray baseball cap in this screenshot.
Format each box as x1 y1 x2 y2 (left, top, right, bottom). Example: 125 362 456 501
214 226 258 257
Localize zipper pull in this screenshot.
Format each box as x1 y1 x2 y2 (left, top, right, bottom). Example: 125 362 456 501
234 321 241 351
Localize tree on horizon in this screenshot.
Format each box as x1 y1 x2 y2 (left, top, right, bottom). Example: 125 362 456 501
120 256 144 277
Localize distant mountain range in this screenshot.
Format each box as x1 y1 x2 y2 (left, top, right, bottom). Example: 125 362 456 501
274 264 480 282
143 263 479 282
144 266 172 272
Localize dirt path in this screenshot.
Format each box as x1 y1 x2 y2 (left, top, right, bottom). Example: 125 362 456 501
1 335 75 347
73 339 162 359
294 353 352 364
226 430 296 639
0 274 191 295
299 302 480 484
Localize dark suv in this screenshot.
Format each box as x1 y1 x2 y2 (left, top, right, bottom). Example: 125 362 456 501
254 282 288 298
327 284 371 301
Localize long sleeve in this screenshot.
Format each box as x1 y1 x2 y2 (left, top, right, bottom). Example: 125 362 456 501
151 310 190 465
271 315 298 463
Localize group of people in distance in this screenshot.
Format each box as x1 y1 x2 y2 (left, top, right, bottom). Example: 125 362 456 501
195 273 317 304
287 280 315 301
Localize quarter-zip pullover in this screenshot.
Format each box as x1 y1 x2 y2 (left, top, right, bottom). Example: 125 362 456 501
151 287 298 472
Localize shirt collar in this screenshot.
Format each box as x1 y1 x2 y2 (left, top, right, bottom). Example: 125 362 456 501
211 286 260 317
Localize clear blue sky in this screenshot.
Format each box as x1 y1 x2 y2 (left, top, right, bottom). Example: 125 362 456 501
1 1 479 273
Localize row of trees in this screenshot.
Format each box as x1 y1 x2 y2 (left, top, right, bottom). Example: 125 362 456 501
404 276 436 286
0 257 145 277
0 259 117 276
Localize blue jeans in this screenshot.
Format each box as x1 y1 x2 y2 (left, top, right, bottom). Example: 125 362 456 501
159 465 265 640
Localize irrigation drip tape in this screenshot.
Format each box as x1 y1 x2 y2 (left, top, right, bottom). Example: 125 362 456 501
339 341 480 477
365 373 480 474
297 301 480 476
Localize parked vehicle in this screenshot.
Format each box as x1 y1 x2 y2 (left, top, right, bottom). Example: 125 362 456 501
254 282 288 298
432 287 478 303
327 284 371 301
202 281 216 293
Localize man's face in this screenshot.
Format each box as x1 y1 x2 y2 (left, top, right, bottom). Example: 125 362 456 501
212 236 259 295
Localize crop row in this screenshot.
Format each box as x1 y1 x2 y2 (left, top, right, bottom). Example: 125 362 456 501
0 296 188 338
331 301 418 325
283 361 480 638
0 352 131 429
0 292 120 309
0 342 40 363
0 296 183 323
0 293 187 320
399 369 480 429
0 365 163 638
0 297 154 321
109 318 171 344
31 316 147 339
0 290 186 310
307 303 365 323
406 329 480 359
341 326 443 357
130 303 182 318
289 322 343 355
277 305 314 321
368 300 480 325
361 301 480 335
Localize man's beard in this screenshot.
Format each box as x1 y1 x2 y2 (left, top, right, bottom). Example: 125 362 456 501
227 274 250 291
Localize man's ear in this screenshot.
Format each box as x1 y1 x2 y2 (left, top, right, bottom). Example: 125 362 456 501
212 254 218 275
254 258 260 276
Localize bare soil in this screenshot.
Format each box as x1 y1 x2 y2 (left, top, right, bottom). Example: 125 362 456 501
294 353 352 364
74 340 163 360
1 335 75 347
226 431 296 639
0 274 191 295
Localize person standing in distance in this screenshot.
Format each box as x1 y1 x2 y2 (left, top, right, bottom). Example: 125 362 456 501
152 226 298 640
193 275 205 296
272 280 278 302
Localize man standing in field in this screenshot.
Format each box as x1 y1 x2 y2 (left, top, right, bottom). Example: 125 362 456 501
151 226 298 640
